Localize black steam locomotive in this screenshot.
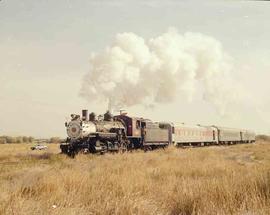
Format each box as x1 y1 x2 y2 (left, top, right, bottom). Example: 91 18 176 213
60 110 172 157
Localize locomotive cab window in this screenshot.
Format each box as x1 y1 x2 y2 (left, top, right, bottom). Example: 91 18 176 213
136 120 141 129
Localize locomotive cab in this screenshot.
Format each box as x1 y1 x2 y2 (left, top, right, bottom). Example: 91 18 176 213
114 114 172 149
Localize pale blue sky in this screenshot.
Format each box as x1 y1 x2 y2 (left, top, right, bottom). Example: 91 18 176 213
0 0 269 137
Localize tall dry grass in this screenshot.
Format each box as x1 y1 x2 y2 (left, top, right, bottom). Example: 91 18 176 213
0 141 270 215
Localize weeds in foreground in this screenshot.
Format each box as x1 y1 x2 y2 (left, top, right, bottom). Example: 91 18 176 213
0 142 270 215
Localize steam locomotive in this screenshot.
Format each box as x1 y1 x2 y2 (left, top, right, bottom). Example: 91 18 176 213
60 110 256 157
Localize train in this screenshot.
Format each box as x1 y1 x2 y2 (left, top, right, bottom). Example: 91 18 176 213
60 110 256 157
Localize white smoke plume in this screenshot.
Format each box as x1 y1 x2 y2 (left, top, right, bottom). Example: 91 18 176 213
80 27 241 114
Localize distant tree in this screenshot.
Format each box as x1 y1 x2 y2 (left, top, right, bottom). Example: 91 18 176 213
22 136 29 143
28 136 34 143
16 136 23 143
50 137 61 143
256 135 270 142
0 137 6 144
6 136 14 143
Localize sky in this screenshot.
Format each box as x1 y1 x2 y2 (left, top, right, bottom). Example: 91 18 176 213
0 0 270 138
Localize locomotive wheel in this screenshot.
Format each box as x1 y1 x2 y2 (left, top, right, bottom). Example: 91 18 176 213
67 150 76 158
66 144 77 158
119 141 128 153
120 148 127 153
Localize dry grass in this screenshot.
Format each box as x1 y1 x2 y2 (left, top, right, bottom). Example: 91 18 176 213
0 141 270 215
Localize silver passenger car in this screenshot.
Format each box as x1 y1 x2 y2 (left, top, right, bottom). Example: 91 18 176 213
213 126 241 144
241 130 256 143
172 123 218 146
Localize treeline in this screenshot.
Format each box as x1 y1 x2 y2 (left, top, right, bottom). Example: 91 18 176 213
0 136 64 144
256 135 270 142
0 136 34 144
49 137 63 143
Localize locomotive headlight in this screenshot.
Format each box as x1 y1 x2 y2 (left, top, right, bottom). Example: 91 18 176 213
67 121 82 139
67 121 97 139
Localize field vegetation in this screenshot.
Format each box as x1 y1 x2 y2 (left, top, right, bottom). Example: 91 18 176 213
0 140 270 215
0 136 62 144
0 136 34 144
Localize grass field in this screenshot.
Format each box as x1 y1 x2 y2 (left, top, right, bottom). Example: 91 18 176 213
0 141 270 215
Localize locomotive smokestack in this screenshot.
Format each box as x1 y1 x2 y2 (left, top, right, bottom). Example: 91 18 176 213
82 109 88 121
108 98 113 114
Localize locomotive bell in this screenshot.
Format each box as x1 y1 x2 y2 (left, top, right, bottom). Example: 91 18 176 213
89 112 96 121
104 110 113 121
